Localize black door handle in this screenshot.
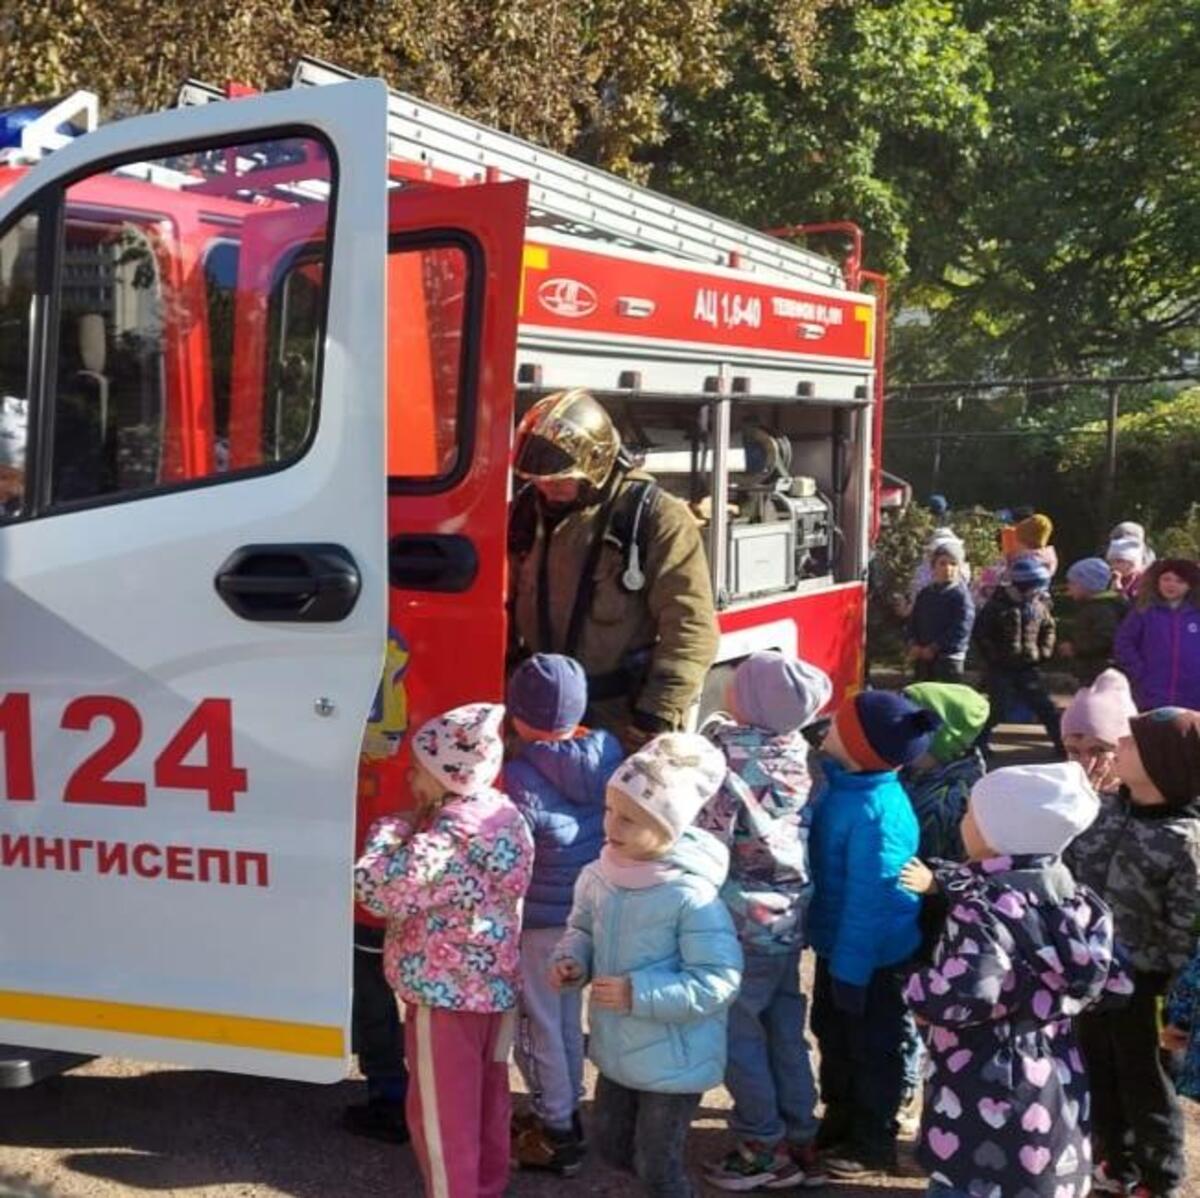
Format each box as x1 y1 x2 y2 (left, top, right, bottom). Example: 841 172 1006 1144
215 544 361 622
389 534 478 593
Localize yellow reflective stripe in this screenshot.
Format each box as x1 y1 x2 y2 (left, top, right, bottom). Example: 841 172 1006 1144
0 990 343 1057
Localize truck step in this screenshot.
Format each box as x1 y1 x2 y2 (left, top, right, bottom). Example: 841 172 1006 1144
0 1046 93 1088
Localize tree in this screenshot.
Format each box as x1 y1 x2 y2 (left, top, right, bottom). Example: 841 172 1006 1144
0 1 827 181
655 0 1200 380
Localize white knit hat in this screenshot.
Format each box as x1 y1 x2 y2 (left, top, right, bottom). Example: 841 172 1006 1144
1107 536 1143 566
970 763 1100 857
412 703 504 795
608 732 726 843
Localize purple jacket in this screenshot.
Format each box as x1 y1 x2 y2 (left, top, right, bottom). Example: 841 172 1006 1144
1114 601 1200 711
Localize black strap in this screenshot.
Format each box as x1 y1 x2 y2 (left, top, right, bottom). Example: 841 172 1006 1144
563 479 622 657
533 478 620 655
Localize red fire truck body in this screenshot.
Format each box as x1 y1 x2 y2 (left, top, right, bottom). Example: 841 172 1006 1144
0 63 882 1082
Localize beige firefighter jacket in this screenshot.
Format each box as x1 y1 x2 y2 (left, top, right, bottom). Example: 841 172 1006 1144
509 471 718 736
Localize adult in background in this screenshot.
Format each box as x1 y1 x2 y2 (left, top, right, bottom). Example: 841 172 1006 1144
508 389 718 750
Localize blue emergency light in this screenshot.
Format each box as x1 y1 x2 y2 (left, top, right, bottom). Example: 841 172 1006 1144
0 92 98 158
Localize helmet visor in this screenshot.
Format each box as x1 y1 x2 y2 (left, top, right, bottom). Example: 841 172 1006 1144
513 434 578 480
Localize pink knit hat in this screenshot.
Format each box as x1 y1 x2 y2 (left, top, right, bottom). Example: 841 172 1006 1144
1061 670 1137 747
412 703 505 795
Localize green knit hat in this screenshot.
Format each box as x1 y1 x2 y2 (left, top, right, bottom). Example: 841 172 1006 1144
903 683 991 763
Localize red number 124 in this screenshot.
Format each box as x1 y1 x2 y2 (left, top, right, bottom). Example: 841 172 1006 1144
0 694 247 813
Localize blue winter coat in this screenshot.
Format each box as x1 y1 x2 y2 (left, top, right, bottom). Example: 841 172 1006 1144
910 580 975 658
556 827 742 1093
807 759 921 986
503 729 624 928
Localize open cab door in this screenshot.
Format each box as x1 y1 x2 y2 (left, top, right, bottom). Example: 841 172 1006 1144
0 81 389 1080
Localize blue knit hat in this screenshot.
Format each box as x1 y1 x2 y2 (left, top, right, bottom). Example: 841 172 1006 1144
833 690 942 770
1010 556 1051 591
507 653 587 734
1067 557 1112 595
928 493 949 517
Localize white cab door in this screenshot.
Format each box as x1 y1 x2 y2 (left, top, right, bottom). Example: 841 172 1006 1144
0 80 389 1080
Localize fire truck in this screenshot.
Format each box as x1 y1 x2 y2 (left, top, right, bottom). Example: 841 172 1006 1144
0 59 886 1085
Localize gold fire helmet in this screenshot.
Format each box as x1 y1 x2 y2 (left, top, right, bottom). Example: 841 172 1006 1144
513 389 621 490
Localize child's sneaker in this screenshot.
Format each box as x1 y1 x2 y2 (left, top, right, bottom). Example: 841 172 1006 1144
787 1140 828 1188
512 1117 583 1177
704 1141 805 1191
822 1145 898 1180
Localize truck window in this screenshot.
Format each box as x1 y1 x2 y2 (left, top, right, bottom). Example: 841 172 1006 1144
45 133 334 508
387 242 470 482
202 240 239 472
263 256 323 463
0 212 36 518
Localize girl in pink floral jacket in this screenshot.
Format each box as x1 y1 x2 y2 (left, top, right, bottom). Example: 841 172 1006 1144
355 703 534 1198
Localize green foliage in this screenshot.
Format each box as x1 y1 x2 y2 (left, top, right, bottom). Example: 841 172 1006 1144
657 0 1200 379
1153 503 1200 560
874 501 935 601
0 0 827 181
1056 387 1200 537
947 506 1002 578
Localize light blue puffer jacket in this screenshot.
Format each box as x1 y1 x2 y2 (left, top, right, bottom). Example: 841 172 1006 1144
556 827 742 1094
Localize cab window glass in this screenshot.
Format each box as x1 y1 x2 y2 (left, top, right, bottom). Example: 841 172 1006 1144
202 240 239 471
0 212 36 518
387 244 469 480
48 134 333 506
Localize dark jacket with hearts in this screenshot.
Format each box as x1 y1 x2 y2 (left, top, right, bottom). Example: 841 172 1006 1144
904 855 1132 1197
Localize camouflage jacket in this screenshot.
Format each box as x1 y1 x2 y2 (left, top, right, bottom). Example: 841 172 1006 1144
509 471 718 735
1065 789 1200 975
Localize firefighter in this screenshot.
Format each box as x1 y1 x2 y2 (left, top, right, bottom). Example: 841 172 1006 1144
509 389 718 750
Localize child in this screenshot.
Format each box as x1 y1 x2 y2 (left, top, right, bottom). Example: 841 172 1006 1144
1163 938 1200 1104
1065 707 1200 1198
1010 512 1059 579
901 682 991 862
899 762 1132 1198
808 690 940 1178
910 528 972 602
973 555 1062 755
354 703 534 1198
1060 668 1137 794
695 651 832 1191
908 544 975 682
504 654 624 1175
1059 557 1128 686
1108 536 1147 600
1110 521 1156 569
553 733 742 1198
1114 558 1200 711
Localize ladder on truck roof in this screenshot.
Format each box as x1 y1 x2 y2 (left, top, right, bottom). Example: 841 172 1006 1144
288 57 844 291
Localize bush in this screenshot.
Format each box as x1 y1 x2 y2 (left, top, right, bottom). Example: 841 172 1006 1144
1058 387 1200 539
1152 503 1200 560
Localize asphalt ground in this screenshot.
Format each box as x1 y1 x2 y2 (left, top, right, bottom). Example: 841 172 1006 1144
0 723 1195 1198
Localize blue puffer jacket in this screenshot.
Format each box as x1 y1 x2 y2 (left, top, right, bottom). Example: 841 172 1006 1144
556 827 742 1093
503 729 624 928
807 759 921 986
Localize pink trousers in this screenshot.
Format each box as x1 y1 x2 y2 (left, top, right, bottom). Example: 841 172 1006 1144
404 1003 514 1198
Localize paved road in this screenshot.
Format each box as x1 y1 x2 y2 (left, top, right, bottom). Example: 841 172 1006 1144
0 725 1194 1197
